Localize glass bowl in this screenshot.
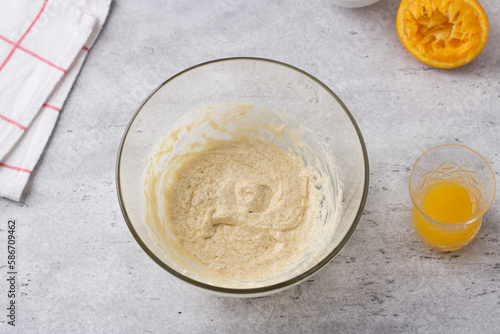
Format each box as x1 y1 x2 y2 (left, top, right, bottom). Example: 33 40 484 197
116 57 369 297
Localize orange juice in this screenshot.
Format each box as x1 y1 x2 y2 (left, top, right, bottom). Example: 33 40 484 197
412 181 481 251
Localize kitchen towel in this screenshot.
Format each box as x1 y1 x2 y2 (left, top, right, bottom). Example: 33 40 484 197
0 0 111 201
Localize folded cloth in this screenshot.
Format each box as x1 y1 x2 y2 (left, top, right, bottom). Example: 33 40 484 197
0 0 111 201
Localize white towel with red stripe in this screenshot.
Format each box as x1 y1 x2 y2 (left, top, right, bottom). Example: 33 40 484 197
0 0 111 201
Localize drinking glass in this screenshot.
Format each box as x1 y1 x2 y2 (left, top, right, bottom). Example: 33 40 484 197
409 144 495 251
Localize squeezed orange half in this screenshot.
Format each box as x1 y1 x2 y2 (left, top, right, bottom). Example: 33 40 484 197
397 0 489 68
412 180 481 250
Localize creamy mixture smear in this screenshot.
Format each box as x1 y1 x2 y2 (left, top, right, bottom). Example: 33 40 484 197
143 105 332 281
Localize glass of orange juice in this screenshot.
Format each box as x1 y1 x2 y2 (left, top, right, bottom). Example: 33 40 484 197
409 144 495 251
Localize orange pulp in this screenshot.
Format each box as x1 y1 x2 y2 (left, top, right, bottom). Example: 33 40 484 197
413 180 481 250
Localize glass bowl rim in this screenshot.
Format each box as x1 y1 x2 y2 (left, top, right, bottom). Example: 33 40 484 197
408 143 496 227
116 57 370 295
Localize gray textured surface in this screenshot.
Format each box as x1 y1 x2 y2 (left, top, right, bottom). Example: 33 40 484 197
2 0 500 332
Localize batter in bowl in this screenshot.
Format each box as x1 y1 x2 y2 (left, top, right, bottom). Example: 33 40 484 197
143 105 338 282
